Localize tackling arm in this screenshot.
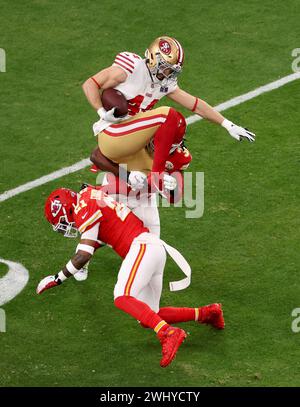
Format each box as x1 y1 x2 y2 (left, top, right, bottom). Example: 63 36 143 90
90 147 149 192
90 147 130 182
167 87 255 142
90 147 122 179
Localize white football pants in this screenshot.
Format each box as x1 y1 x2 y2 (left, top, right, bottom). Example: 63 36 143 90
114 233 166 312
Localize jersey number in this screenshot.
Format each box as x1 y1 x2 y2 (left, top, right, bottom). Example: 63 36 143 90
74 199 88 215
90 190 130 222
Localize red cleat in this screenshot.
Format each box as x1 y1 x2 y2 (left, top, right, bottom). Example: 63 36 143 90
90 164 100 173
157 326 187 368
199 303 225 330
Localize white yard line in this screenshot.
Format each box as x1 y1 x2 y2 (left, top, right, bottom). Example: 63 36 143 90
0 258 30 306
1 71 300 203
0 158 91 202
186 71 300 125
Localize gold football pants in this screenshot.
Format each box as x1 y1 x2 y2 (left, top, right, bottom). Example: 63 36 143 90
97 106 170 172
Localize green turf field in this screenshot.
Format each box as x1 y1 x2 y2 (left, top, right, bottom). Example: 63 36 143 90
0 0 300 387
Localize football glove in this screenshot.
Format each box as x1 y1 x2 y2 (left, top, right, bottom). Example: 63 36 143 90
97 107 124 123
36 275 62 295
222 119 256 142
163 173 177 191
128 171 147 191
146 172 177 198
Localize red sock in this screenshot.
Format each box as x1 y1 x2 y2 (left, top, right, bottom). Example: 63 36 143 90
152 108 184 173
158 307 199 323
114 296 169 333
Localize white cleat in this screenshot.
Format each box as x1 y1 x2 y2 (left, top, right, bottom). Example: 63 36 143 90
74 267 89 281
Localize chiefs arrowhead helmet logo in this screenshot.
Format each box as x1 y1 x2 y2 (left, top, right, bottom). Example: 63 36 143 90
51 199 62 217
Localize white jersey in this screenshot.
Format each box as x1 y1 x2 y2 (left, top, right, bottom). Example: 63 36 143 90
113 51 178 115
93 51 178 135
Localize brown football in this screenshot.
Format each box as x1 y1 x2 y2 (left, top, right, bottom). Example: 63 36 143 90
101 88 128 117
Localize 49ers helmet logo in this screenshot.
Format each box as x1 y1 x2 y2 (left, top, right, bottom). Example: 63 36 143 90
51 199 62 217
159 40 171 55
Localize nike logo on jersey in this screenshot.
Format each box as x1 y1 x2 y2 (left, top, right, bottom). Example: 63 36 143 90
81 213 88 220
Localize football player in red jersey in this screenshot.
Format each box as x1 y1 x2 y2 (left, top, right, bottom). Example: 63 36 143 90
37 186 224 368
74 135 192 282
74 141 192 281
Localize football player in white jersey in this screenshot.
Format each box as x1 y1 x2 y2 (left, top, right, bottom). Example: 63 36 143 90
82 35 255 208
78 36 255 282
77 36 255 281
82 36 255 166
82 36 255 217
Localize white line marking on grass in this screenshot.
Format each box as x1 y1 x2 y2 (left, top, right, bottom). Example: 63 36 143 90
0 158 91 202
186 71 300 125
0 258 30 306
0 71 300 203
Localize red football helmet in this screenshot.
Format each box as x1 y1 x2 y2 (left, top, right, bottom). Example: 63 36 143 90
165 146 192 172
44 188 78 238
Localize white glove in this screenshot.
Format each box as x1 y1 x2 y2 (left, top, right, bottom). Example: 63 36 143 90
163 174 177 191
128 171 147 191
222 119 256 142
97 107 123 123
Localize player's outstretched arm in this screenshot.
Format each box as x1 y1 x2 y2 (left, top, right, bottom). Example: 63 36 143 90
167 87 224 124
36 241 96 295
167 87 255 142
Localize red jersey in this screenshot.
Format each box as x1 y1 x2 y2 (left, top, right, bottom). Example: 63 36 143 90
74 187 148 258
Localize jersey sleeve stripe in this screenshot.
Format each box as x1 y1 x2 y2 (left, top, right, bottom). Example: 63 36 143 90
115 56 134 70
117 53 135 67
114 60 133 74
78 210 103 233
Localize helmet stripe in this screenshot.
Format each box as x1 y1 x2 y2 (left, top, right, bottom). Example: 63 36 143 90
173 38 184 65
